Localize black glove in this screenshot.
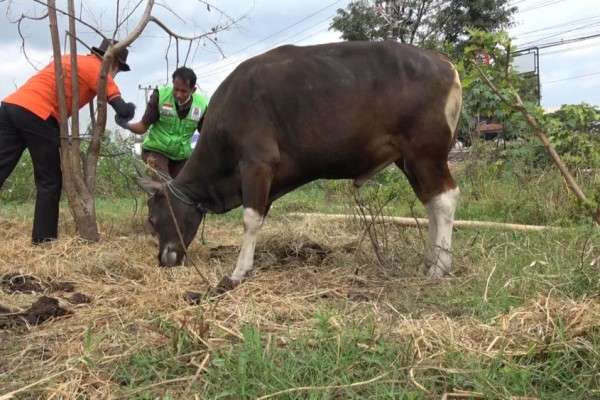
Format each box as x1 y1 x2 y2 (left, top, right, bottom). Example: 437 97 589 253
121 102 136 120
115 114 132 130
109 96 136 120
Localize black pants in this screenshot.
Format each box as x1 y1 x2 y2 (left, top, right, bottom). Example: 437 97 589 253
0 102 62 244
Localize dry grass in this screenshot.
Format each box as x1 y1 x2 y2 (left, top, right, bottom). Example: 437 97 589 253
0 212 599 398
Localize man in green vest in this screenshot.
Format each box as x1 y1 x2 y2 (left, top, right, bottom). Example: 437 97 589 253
116 67 208 177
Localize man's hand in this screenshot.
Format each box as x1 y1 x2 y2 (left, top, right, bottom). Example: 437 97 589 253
115 114 132 130
122 102 136 119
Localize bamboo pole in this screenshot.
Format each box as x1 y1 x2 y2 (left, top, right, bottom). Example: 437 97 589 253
288 213 561 232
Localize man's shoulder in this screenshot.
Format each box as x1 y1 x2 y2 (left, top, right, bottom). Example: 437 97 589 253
193 91 209 105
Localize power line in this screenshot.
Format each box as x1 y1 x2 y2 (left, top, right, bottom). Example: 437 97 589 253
543 71 600 84
518 21 600 47
519 0 568 13
536 31 600 49
515 14 600 39
518 30 600 51
198 24 333 80
195 13 336 78
192 0 343 74
541 38 600 56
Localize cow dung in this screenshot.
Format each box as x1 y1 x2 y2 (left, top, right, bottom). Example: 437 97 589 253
1 272 76 294
1 273 45 293
68 292 92 305
0 296 71 329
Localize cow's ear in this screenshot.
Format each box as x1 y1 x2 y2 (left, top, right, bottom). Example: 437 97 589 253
137 176 163 195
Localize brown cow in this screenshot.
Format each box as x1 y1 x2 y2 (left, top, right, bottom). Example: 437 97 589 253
140 40 462 286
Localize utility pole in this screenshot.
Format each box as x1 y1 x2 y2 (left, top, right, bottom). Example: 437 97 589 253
138 84 154 103
134 84 154 156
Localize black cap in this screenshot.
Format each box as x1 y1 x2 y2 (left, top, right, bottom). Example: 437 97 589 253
91 38 130 72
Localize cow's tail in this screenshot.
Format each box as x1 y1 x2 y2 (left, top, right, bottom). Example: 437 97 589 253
444 65 463 151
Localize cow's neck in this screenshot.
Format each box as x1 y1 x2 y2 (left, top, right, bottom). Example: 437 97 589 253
173 145 242 214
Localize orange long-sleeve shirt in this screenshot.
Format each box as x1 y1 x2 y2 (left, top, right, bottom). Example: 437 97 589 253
3 54 121 120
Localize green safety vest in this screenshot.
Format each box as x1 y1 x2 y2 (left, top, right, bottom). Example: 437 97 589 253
143 86 208 160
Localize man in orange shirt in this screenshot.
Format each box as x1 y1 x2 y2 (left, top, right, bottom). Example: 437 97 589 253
0 39 136 244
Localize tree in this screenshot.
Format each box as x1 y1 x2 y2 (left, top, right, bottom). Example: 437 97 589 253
330 0 516 49
463 30 600 224
329 1 387 41
331 0 444 44
4 0 240 241
438 0 516 47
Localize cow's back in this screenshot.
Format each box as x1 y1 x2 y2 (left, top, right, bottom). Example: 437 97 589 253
197 41 460 196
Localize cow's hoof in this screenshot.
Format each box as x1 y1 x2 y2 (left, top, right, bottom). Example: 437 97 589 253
208 276 239 297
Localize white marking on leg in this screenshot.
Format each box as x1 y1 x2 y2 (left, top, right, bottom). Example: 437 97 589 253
424 209 438 272
444 68 462 137
230 208 264 282
425 187 459 278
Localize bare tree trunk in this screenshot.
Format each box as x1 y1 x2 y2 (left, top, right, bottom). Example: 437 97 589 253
68 0 99 240
48 0 99 241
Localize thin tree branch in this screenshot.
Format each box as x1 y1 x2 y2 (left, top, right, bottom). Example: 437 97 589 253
6 8 49 71
204 35 225 58
115 0 145 32
176 37 180 68
195 0 239 25
65 31 92 52
184 39 193 65
31 0 107 39
87 0 156 193
156 1 186 24
115 0 120 31
165 35 172 82
149 16 229 41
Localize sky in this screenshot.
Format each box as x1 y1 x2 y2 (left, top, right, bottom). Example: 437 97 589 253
0 0 598 129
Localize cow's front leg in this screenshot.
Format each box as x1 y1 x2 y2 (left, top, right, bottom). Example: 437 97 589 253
229 162 273 284
230 208 264 282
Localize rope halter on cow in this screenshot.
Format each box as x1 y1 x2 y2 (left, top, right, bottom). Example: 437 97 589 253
165 180 208 214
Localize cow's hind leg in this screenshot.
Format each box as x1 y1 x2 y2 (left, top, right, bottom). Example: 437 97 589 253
229 162 273 284
398 157 459 278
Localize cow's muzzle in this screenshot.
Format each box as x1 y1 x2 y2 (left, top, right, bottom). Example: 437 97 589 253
159 243 184 267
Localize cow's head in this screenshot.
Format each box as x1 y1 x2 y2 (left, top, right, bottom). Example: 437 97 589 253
138 177 205 267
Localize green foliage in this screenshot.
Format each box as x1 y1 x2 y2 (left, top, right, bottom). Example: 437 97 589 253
453 29 553 145
203 319 417 399
93 136 142 198
115 315 204 392
544 103 600 170
0 134 142 203
438 0 517 50
330 1 388 41
454 30 531 143
0 150 36 202
330 0 516 48
550 103 600 132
